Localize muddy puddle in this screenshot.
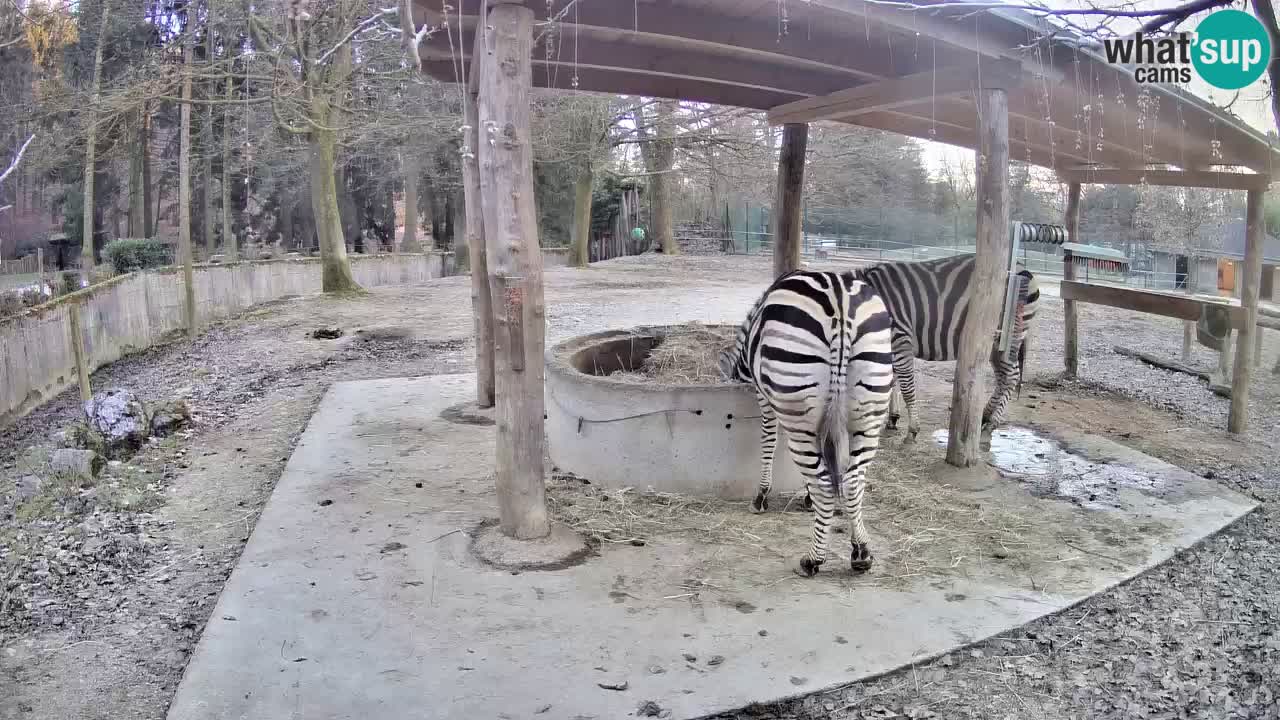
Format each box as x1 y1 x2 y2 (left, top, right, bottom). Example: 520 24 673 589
932 426 1164 510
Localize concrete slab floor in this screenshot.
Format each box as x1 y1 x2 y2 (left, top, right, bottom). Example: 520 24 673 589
167 375 1257 720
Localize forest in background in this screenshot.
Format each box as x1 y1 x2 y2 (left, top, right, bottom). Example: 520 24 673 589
1 0 1277 290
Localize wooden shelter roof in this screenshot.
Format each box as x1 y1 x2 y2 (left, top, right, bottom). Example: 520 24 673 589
414 0 1280 179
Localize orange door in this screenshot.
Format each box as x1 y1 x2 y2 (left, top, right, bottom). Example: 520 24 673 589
1218 258 1236 293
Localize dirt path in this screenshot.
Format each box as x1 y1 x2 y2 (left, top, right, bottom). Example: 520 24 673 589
2 254 1278 720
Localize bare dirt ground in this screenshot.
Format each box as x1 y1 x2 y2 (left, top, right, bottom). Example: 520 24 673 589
2 253 1279 720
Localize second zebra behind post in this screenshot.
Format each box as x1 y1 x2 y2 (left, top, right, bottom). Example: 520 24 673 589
853 254 1041 441
719 270 894 577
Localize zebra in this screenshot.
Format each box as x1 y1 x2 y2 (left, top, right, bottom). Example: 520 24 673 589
719 270 895 577
851 255 1040 442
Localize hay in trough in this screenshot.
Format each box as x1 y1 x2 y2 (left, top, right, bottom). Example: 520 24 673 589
608 322 736 385
546 446 1076 590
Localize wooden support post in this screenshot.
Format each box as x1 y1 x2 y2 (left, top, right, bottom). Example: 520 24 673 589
772 123 808 277
1255 328 1264 368
463 31 495 409
68 302 91 403
947 87 1010 468
36 247 45 291
1229 188 1265 433
477 3 550 540
1062 182 1081 378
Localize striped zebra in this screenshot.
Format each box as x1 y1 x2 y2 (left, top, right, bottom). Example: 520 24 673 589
852 255 1040 442
719 270 895 577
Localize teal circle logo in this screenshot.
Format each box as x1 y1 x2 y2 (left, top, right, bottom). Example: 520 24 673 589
1192 10 1272 90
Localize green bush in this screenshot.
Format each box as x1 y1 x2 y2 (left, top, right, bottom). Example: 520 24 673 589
104 238 171 273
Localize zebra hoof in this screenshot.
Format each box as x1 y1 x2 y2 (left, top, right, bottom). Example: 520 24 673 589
793 556 822 578
850 543 874 574
887 414 900 430
751 493 769 514
803 492 813 511
902 430 918 445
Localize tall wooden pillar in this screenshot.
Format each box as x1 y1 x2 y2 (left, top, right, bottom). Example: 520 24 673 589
477 2 550 540
1228 188 1265 433
1062 182 1082 378
463 28 495 409
946 87 1010 468
772 123 808 277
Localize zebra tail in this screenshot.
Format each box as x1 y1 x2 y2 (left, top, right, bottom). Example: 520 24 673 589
817 349 850 501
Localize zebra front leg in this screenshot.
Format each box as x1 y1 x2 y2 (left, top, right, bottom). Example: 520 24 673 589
752 396 779 514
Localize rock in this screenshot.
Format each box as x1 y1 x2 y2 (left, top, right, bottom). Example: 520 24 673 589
15 475 41 503
49 449 105 481
82 389 150 460
61 421 107 456
311 327 343 340
148 399 192 437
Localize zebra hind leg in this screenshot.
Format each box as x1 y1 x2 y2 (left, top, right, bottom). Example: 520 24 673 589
982 341 1021 432
794 480 837 578
752 396 779 513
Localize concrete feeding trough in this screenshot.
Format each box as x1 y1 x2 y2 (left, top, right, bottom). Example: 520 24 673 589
545 325 806 499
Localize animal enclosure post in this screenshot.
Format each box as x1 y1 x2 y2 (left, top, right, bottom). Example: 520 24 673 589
463 33 495 409
68 303 91 403
477 2 551 540
772 123 808 277
1229 187 1266 433
1062 182 1081 377
947 87 1010 468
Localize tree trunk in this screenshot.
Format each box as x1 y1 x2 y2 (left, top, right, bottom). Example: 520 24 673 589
179 28 198 337
222 74 236 260
463 57 495 407
772 123 807 278
142 106 154 238
128 112 145 237
634 100 678 254
1182 254 1196 361
443 192 454 249
1229 188 1265 433
400 151 421 252
81 2 112 280
203 116 215 258
1063 183 1081 377
310 129 361 293
570 164 592 267
477 3 550 539
947 87 1010 468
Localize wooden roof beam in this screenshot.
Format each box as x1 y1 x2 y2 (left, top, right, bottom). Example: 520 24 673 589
415 0 919 82
766 61 1023 126
1056 168 1273 191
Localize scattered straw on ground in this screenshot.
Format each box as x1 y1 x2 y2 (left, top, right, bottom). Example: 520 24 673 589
547 445 1076 589
608 322 736 385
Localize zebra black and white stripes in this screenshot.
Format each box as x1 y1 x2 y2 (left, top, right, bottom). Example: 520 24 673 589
720 270 894 577
853 255 1040 441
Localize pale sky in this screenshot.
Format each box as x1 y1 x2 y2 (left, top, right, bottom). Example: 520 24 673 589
922 0 1278 174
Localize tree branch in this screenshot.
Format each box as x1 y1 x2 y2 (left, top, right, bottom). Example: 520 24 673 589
315 7 396 66
0 134 35 188
1252 0 1280 134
